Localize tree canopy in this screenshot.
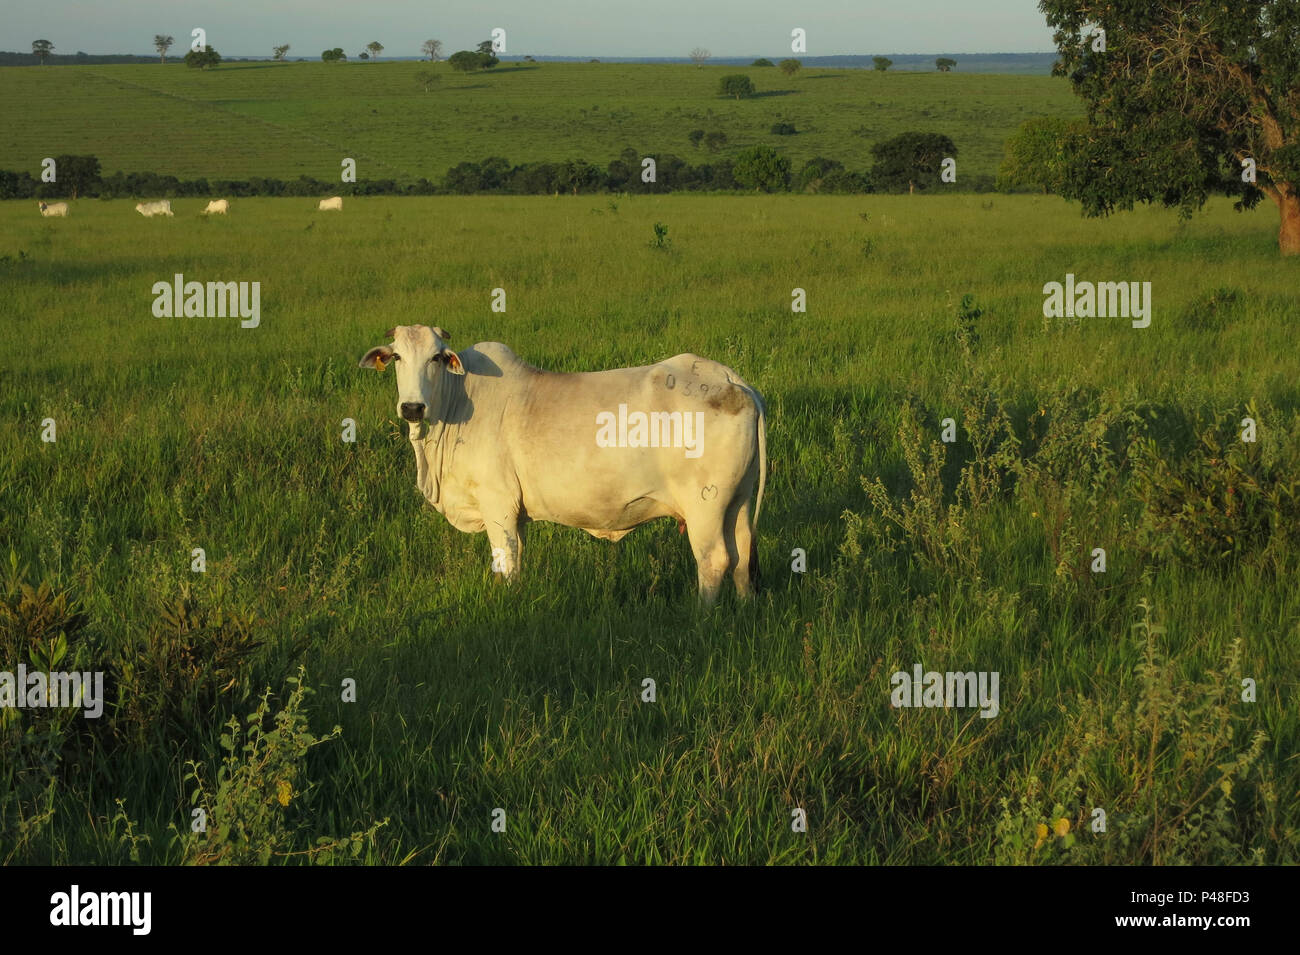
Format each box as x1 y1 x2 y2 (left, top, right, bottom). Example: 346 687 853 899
733 145 791 192
871 131 956 193
51 154 101 199
184 45 221 69
996 116 1078 193
718 74 755 99
1041 0 1300 255
449 50 498 72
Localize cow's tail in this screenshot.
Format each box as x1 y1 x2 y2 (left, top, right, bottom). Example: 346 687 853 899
752 390 767 532
749 387 767 592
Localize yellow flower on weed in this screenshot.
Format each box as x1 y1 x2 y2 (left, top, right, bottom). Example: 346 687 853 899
1034 822 1048 849
277 780 292 807
1054 817 1070 837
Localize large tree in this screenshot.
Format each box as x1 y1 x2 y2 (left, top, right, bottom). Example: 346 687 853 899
272 44 290 61
32 40 53 65
997 116 1079 194
871 131 956 193
422 39 443 61
366 41 384 60
449 49 496 72
689 47 711 68
154 35 174 64
1040 0 1300 255
51 155 100 199
718 74 755 99
733 145 791 192
184 45 222 69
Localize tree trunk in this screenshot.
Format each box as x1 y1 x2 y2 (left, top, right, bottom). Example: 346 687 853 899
1276 188 1300 256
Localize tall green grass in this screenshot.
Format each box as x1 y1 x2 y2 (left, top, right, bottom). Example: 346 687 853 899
0 194 1296 864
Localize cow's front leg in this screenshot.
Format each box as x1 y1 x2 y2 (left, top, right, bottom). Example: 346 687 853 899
485 510 524 582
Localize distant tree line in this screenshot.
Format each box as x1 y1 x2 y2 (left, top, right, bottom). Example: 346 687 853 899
0 141 1003 200
0 50 166 65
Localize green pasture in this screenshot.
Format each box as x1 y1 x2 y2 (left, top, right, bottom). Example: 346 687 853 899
0 62 1079 183
0 194 1297 864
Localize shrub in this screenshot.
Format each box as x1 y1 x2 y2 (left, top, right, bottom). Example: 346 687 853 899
112 581 263 745
996 116 1079 194
1130 401 1300 567
799 156 842 190
0 553 94 863
174 669 387 865
996 600 1284 864
732 145 790 192
718 74 755 99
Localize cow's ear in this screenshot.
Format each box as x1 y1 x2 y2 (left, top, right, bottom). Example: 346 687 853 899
359 345 394 371
440 349 465 375
433 326 451 341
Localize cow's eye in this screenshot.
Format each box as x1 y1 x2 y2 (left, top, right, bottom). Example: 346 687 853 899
390 354 401 362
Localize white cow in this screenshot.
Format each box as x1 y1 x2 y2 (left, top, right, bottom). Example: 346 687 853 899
37 201 69 217
203 199 229 214
318 196 343 211
360 325 767 604
135 200 174 217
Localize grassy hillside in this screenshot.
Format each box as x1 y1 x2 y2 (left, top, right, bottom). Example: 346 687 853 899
0 61 1079 183
1 194 1297 864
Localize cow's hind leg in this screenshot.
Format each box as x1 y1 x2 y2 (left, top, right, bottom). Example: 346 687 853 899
728 497 757 598
685 510 731 607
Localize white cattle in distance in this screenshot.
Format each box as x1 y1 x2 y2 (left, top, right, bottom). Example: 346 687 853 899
135 200 174 217
38 201 69 217
360 325 768 604
318 196 343 211
203 199 229 214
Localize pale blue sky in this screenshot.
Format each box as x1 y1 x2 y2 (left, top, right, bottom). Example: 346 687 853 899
3 0 1056 58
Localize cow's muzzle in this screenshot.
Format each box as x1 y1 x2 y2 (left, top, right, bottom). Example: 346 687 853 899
400 402 426 422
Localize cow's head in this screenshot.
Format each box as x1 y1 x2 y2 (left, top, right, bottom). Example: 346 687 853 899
359 325 464 430
38 202 47 211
